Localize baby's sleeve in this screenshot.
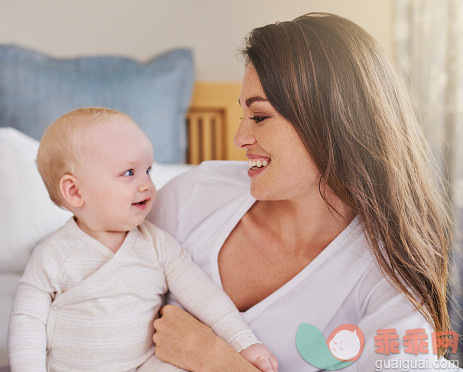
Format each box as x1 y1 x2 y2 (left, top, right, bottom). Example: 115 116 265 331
8 242 57 371
153 226 259 352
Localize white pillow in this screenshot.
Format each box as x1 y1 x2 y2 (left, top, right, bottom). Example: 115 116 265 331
0 127 192 274
0 128 71 274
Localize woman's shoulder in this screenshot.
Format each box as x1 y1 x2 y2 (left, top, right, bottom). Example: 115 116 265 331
148 160 251 235
176 160 249 186
159 160 249 202
200 160 250 179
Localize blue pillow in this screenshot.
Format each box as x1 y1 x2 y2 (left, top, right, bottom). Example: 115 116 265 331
0 45 194 163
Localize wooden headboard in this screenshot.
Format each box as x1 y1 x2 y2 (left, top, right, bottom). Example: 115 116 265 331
186 83 246 164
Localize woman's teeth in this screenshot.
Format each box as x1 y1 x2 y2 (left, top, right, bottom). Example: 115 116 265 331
248 159 269 169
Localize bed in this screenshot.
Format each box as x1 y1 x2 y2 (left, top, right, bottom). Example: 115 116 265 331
0 44 244 366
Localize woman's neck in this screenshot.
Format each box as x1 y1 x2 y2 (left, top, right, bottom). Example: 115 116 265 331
251 192 354 257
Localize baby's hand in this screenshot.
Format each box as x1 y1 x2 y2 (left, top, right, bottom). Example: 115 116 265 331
239 343 278 372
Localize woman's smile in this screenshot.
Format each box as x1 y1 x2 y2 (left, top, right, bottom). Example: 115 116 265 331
247 152 271 176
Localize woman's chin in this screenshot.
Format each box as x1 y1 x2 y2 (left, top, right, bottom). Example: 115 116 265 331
250 184 275 201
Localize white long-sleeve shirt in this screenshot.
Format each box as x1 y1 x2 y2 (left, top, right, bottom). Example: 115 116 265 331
148 160 461 372
8 217 259 372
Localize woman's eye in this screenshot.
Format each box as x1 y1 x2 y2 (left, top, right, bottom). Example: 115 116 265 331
146 167 151 175
123 169 134 176
250 116 267 123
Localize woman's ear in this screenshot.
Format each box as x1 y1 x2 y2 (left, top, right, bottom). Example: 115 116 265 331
59 174 84 208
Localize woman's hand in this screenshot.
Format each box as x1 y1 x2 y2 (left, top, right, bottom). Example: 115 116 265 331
153 305 261 372
153 304 216 370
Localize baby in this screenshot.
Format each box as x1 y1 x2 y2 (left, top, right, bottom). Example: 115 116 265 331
8 108 278 372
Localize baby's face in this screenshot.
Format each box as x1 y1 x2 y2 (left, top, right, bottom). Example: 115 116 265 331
76 118 155 232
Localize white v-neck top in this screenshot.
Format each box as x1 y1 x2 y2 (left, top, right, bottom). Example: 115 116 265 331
148 161 461 372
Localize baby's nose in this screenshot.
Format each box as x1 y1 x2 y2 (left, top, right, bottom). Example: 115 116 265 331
138 182 153 193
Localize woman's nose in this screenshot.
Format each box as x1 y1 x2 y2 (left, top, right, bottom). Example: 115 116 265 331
234 121 256 149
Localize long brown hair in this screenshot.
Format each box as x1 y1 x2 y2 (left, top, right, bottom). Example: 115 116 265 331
243 12 453 346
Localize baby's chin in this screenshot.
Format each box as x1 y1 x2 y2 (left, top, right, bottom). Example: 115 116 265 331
124 220 147 231
107 220 147 232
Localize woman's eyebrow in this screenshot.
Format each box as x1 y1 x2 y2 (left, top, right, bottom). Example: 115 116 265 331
238 96 269 107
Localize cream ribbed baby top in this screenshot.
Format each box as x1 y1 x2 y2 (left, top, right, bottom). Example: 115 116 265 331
8 218 258 371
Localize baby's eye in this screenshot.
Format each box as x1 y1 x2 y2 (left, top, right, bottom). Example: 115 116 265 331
123 169 134 176
146 167 151 175
250 116 267 123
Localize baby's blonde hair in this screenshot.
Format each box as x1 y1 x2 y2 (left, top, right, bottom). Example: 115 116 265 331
36 107 135 208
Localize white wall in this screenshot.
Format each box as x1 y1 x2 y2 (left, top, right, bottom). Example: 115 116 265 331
0 0 393 81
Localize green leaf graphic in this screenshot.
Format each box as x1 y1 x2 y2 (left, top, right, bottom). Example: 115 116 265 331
295 323 353 370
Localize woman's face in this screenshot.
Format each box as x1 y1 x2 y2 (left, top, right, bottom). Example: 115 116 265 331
234 64 322 202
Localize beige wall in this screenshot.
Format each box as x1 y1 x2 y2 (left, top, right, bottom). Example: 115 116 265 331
0 0 394 81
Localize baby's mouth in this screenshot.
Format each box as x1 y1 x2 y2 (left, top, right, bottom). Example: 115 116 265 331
133 198 151 206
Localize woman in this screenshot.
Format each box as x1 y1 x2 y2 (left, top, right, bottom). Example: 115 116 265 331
148 12 459 371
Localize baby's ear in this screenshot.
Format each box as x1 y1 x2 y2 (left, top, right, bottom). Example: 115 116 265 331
59 174 84 208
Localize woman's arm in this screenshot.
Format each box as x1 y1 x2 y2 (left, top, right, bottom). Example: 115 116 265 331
153 305 260 372
354 264 460 371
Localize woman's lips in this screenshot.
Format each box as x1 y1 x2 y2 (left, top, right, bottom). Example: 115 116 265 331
248 165 268 177
248 159 269 168
246 152 271 160
247 159 271 177
246 153 271 177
